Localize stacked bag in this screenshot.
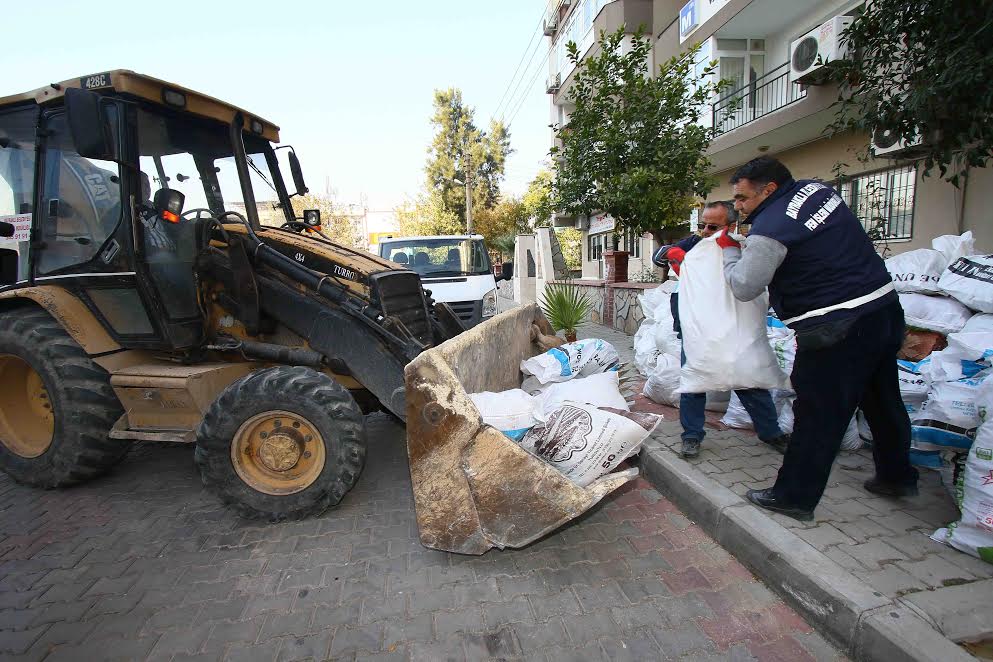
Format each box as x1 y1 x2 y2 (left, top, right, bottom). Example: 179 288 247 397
469 339 662 488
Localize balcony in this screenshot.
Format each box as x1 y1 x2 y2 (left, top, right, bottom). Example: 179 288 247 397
711 62 805 136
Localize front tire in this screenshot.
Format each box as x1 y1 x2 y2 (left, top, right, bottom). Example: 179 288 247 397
194 366 366 520
0 306 127 486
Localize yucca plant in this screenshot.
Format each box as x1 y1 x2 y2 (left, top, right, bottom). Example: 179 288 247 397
539 282 593 342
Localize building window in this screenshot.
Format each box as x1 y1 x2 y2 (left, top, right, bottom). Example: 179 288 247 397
588 232 605 262
837 165 917 241
620 228 642 258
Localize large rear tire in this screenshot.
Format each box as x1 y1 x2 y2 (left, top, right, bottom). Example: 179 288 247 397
194 366 366 521
0 307 127 486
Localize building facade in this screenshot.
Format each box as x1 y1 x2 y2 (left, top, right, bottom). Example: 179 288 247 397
545 0 992 281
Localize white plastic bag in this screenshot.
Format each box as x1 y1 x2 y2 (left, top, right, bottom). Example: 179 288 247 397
633 320 661 377
678 235 787 393
720 393 752 429
534 371 629 421
642 353 681 406
938 254 993 313
885 249 947 294
963 313 993 334
897 359 930 413
520 338 620 384
919 333 993 382
638 280 677 322
518 403 662 487
469 389 538 441
932 231 975 268
898 292 973 335
840 417 862 451
912 374 990 452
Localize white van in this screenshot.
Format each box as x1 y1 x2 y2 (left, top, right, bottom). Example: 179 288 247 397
379 234 506 328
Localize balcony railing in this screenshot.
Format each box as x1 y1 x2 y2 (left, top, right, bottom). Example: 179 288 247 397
711 62 806 136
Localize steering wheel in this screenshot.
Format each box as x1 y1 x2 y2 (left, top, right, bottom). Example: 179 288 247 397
181 208 216 222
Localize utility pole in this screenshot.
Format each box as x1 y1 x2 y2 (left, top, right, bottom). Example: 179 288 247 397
464 142 473 235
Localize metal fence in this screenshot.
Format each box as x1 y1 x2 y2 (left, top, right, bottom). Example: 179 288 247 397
711 63 807 136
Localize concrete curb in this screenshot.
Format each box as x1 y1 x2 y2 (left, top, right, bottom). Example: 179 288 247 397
640 442 976 662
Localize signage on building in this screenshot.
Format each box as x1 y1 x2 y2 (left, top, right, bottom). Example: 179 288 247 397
588 213 616 234
680 0 731 43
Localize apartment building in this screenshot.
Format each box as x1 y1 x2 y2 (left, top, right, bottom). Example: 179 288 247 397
545 0 992 281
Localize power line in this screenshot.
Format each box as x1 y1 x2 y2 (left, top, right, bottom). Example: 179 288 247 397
493 9 551 122
498 38 548 125
504 49 552 130
491 9 546 122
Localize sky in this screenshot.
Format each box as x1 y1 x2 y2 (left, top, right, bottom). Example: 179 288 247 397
0 0 553 215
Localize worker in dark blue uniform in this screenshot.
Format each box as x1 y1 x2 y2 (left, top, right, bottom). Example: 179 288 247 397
653 201 789 459
718 156 918 521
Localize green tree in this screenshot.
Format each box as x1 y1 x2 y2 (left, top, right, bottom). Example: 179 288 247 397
556 227 582 272
289 193 363 248
394 190 463 237
473 195 530 248
553 28 725 244
826 1 993 185
523 169 555 228
425 89 513 225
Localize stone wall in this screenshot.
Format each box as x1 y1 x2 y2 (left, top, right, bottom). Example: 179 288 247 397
544 279 663 334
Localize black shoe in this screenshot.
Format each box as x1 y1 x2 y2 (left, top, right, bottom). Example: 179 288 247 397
864 477 919 498
681 438 701 458
746 488 814 521
762 433 790 454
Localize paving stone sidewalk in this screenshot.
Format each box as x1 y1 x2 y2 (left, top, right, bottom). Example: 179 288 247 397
578 322 993 658
0 410 845 661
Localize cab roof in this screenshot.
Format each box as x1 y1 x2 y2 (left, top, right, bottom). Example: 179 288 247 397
0 70 280 142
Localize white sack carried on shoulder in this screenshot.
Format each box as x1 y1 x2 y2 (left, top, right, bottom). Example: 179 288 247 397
885 249 947 294
938 254 993 313
898 292 973 335
518 404 662 487
469 389 538 441
678 236 787 393
642 353 680 406
534 371 629 421
520 338 620 384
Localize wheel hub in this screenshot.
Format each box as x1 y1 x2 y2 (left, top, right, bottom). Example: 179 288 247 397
0 355 54 458
258 433 301 472
230 410 325 496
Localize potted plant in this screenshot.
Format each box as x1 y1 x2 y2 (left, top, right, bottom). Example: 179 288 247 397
539 281 593 342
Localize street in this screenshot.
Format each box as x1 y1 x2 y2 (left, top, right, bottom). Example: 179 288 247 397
0 413 843 661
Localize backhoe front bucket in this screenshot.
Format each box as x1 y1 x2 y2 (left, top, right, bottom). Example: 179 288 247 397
404 304 637 555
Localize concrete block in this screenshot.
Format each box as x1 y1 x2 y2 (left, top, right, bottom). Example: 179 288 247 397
640 448 742 533
853 606 975 662
900 579 993 643
715 504 890 651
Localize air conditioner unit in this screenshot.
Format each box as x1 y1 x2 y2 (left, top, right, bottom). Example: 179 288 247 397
543 14 558 36
872 125 925 159
790 15 854 85
545 73 561 94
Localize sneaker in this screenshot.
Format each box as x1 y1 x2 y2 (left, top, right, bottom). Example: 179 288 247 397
864 477 919 498
762 433 790 454
746 488 814 521
681 438 701 458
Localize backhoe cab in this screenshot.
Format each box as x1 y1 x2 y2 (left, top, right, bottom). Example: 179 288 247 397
0 71 634 552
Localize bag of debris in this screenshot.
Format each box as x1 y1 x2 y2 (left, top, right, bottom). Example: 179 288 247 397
642 353 681 406
518 403 662 487
919 333 993 382
898 292 973 335
911 373 990 452
964 313 993 334
638 280 677 322
720 389 794 431
897 359 931 414
885 249 947 294
938 254 993 313
469 389 538 441
534 371 630 421
840 416 863 451
520 338 620 385
678 235 788 393
932 231 976 267
634 319 661 377
932 380 993 563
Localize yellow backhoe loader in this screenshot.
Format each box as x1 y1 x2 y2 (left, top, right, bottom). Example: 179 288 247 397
0 71 635 554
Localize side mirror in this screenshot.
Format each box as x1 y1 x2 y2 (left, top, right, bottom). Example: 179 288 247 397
500 261 514 281
153 188 185 222
303 209 320 227
288 149 308 196
65 87 116 161
0 221 14 238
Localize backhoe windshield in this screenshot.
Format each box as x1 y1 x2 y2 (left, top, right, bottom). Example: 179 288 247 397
382 238 491 277
136 109 285 227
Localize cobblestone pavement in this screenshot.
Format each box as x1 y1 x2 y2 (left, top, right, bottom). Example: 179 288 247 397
0 412 845 661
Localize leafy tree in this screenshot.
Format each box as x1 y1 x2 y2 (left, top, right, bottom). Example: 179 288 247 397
394 190 463 237
425 89 513 224
473 196 530 248
553 28 725 244
289 193 363 248
826 1 993 185
556 227 582 271
489 233 517 262
523 169 555 228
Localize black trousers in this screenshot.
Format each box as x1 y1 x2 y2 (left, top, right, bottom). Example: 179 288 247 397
773 300 918 510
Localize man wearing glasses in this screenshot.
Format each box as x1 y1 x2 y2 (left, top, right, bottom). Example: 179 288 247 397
652 201 790 459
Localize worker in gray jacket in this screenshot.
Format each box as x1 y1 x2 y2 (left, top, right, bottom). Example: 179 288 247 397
717 156 917 521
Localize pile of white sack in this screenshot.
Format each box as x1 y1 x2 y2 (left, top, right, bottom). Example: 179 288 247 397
468 338 662 488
